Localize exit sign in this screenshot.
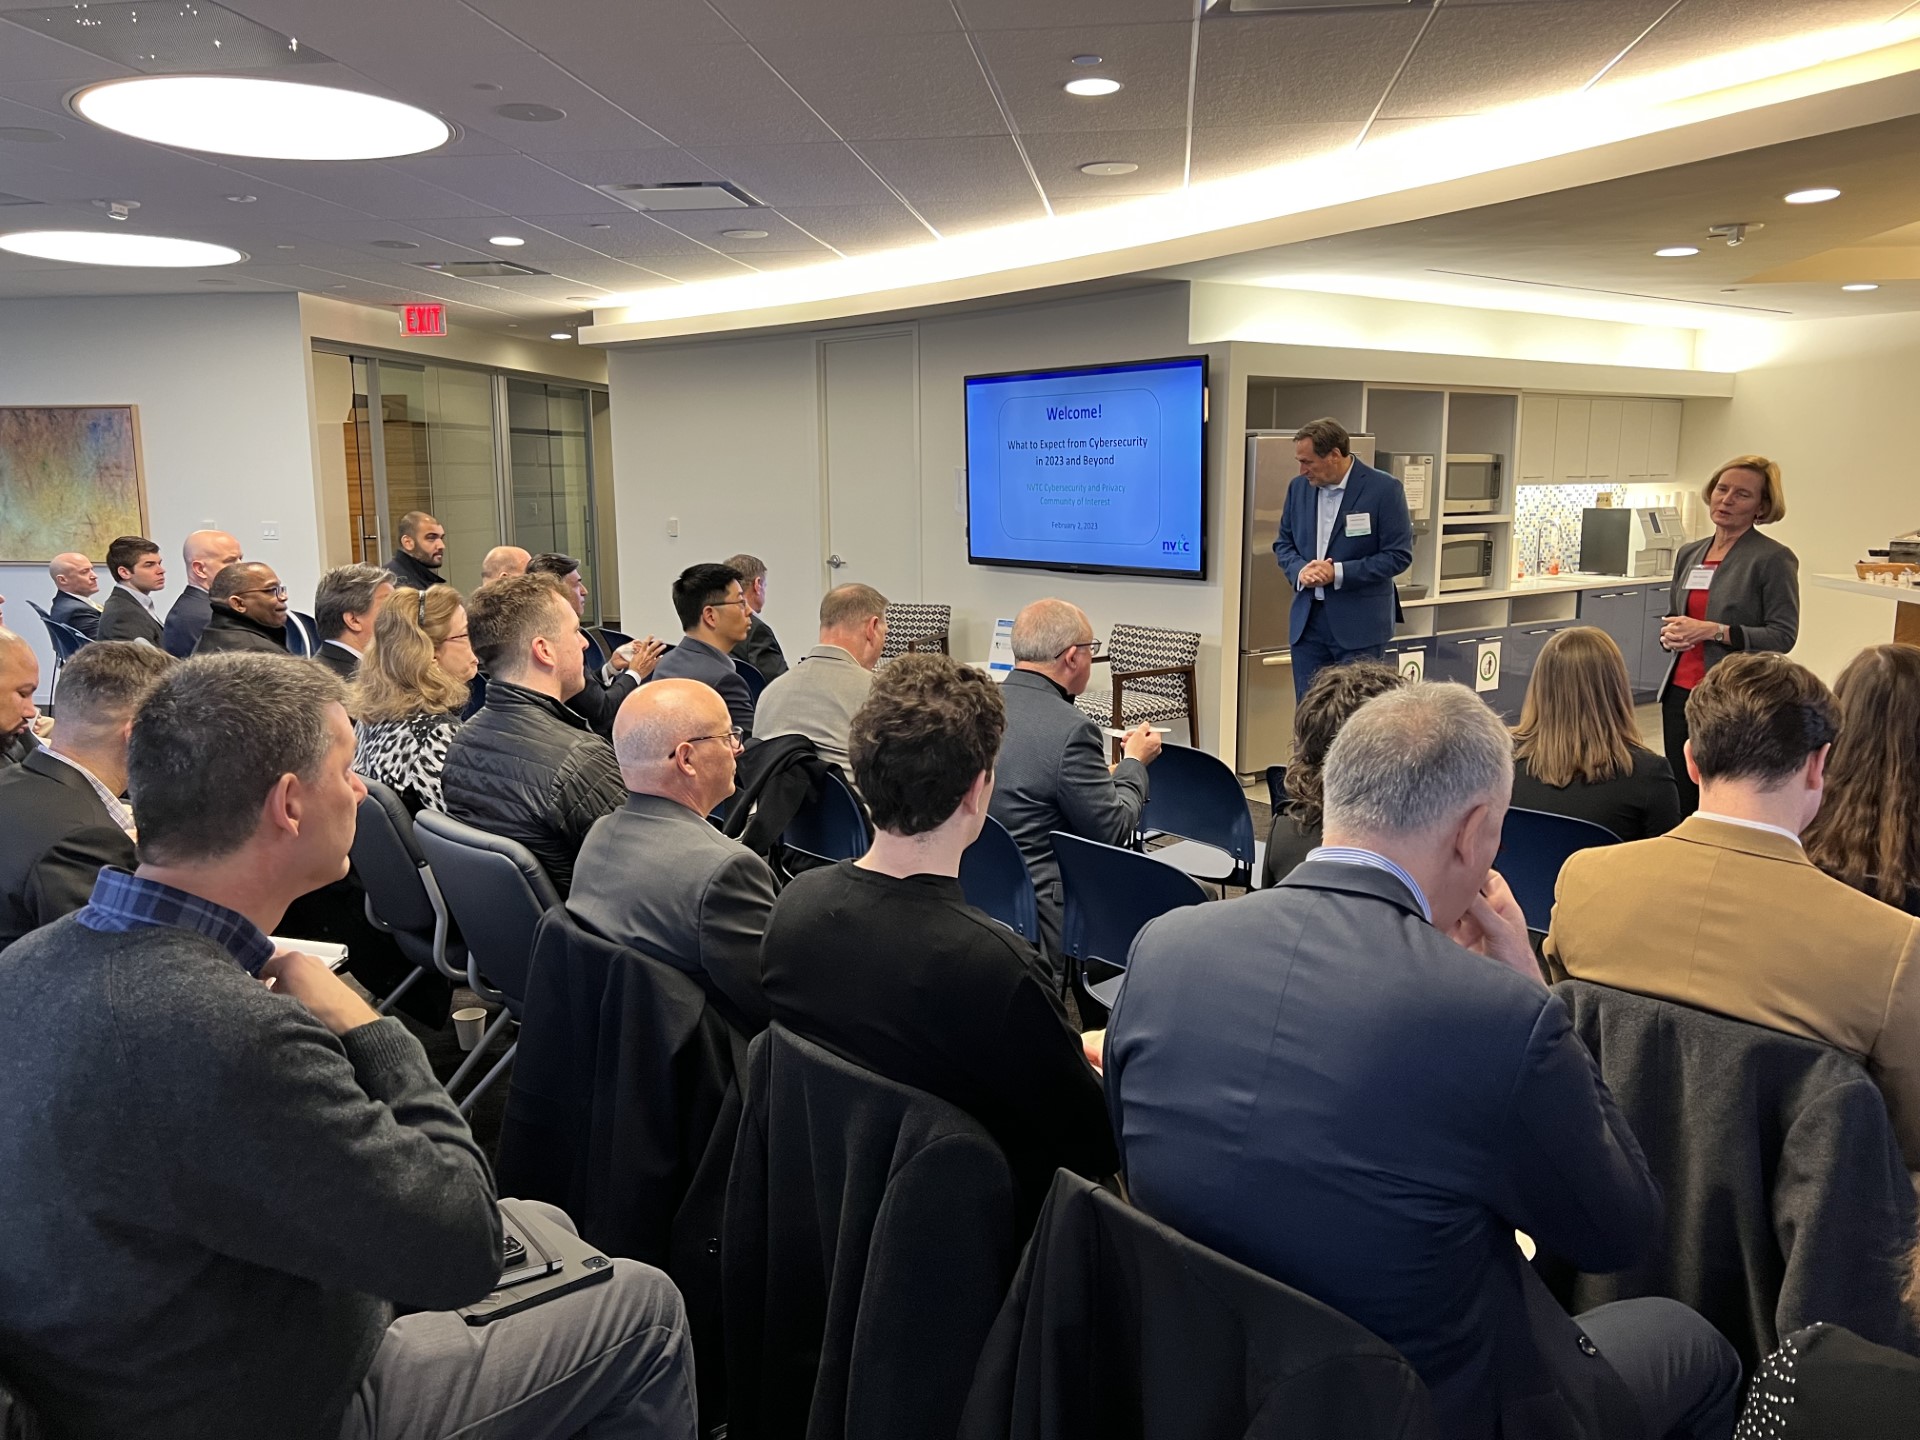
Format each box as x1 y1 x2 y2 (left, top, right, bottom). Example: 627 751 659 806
400 303 446 337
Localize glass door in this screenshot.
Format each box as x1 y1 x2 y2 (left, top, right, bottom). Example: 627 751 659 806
375 360 501 594
506 378 601 624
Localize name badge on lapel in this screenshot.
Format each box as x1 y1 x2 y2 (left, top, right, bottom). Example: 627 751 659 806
1345 512 1372 538
1686 566 1715 591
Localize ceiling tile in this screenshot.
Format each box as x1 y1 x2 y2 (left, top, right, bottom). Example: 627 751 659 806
1193 11 1428 129
464 0 741 48
959 0 1193 29
973 23 1191 136
519 212 740 261
853 136 1042 206
1018 128 1189 198
646 211 835 255
218 158 507 221
1188 122 1363 184
750 32 1007 141
681 142 902 208
1596 0 1902 88
0 21 137 82
915 194 1049 237
566 43 840 146
772 203 935 253
710 0 959 41
1379 0 1670 119
383 153 626 216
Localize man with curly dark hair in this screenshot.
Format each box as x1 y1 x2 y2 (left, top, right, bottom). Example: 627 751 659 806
759 652 1115 1214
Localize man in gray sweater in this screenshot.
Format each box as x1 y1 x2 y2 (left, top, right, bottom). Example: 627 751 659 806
0 653 695 1440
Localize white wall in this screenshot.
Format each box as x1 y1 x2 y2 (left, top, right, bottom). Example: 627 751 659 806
1676 311 1920 681
0 294 318 699
604 285 1230 745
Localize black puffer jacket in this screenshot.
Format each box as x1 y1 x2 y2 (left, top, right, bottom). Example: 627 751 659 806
439 679 624 894
193 609 288 655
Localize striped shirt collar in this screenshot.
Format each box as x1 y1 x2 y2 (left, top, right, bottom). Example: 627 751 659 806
1304 845 1434 923
38 746 135 837
76 868 276 977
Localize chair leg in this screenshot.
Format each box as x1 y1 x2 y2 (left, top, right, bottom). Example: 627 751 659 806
458 1039 518 1116
444 1009 513 1096
375 966 426 1016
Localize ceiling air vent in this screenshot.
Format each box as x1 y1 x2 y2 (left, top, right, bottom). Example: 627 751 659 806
413 259 548 278
593 181 762 213
3 0 330 72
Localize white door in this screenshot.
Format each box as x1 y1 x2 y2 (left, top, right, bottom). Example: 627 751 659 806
820 330 920 601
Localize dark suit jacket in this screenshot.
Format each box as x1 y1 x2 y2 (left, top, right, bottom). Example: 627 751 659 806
0 750 137 947
568 793 774 1032
49 592 100 640
1272 458 1415 651
316 641 359 681
161 585 211 659
988 668 1147 966
1107 860 1653 1440
567 666 639 739
735 614 788 682
96 587 163 646
1658 526 1799 697
651 636 756 737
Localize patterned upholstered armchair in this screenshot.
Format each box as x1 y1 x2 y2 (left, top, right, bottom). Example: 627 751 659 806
878 603 951 664
1074 623 1200 745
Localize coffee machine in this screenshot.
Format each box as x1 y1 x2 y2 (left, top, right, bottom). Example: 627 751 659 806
1580 505 1686 578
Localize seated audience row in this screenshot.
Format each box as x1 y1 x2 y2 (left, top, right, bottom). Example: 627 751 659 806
753 581 888 786
1801 642 1920 915
0 653 694 1437
726 552 788 681
652 562 757 738
352 583 479 813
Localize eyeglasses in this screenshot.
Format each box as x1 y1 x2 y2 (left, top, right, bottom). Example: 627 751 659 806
442 631 470 644
1055 639 1096 660
670 726 743 758
236 584 289 600
708 597 751 611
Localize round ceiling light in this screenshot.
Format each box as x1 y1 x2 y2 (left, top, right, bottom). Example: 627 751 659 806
72 76 451 160
1842 282 1879 291
1080 161 1139 176
1654 246 1700 257
0 230 244 267
1784 187 1841 204
1064 77 1122 97
549 331 572 340
488 235 525 246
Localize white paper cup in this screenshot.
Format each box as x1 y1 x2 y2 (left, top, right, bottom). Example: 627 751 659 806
453 1006 488 1052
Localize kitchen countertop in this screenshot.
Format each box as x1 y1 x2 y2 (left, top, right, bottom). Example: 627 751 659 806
1812 572 1920 602
1400 573 1671 608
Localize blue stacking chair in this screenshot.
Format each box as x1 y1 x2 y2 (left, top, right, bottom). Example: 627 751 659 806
414 809 563 1114
782 769 870 868
735 657 768 702
959 815 1039 943
1051 832 1207 1012
1265 764 1288 813
284 610 318 658
1499 806 1621 935
28 601 92 705
595 625 633 652
1138 743 1263 890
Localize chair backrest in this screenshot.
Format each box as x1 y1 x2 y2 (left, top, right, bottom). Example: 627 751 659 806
959 815 1040 943
1051 832 1208 967
1265 764 1288 814
29 602 93 664
1105 623 1200 701
594 625 633 653
414 808 562 1008
879 602 951 660
1498 806 1620 932
350 777 462 978
1542 980 1920 1377
782 768 869 864
1138 743 1256 874
284 610 318 658
734 656 768 702
726 1024 1017 1440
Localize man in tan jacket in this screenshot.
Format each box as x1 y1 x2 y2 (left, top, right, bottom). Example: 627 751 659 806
1544 651 1920 1167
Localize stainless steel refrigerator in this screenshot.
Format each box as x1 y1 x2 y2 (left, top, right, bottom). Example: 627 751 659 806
1236 429 1375 776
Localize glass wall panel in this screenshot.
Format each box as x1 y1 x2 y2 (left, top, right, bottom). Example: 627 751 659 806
507 378 600 623
378 360 500 593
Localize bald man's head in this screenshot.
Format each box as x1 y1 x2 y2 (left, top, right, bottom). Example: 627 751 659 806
49 552 100 598
1011 598 1096 695
612 678 738 812
480 545 531 585
183 530 243 591
0 628 39 739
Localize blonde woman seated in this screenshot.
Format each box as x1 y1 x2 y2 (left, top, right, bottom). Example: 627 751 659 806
352 584 479 813
1511 626 1680 841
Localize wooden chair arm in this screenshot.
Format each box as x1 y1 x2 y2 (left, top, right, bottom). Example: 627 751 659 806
1109 662 1195 682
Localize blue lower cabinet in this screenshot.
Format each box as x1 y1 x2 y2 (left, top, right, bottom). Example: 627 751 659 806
1501 620 1577 720
1432 630 1517 715
1579 587 1647 675
1639 584 1673 696
1382 638 1432 684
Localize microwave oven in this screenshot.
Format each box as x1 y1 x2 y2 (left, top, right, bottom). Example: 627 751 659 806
1439 531 1496 593
1443 453 1503 515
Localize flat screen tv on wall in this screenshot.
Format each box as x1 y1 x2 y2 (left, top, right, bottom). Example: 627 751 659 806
963 354 1207 580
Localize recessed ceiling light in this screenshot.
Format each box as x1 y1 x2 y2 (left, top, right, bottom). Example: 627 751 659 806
1071 54 1103 66
225 194 257 204
495 103 566 123
488 235 525 247
1842 282 1879 291
588 223 611 230
371 239 420 249
1064 77 1122 97
275 243 295 250
71 76 451 160
720 228 769 239
1654 246 1699 257
566 295 598 302
1784 187 1841 204
549 331 572 340
0 230 244 267
1080 161 1139 176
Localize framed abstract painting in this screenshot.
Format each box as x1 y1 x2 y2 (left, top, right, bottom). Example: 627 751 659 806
0 405 148 563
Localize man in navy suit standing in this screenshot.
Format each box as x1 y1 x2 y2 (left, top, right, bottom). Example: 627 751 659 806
1273 417 1414 701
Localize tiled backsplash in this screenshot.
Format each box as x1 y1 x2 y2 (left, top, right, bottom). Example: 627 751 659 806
1514 484 1626 578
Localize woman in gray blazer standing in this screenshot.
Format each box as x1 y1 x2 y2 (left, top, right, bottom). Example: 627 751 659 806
1658 454 1799 813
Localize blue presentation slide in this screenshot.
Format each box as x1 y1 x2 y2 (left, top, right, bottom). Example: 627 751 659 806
965 356 1205 577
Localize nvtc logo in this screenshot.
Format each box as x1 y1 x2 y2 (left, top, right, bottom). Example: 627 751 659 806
1160 537 1192 553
